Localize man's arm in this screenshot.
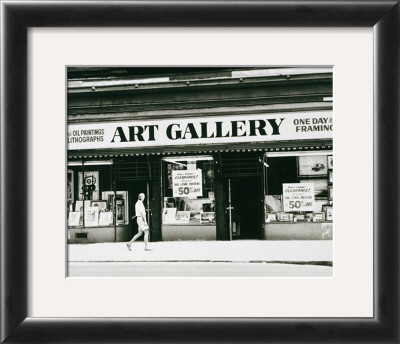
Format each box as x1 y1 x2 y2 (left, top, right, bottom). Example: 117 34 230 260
141 204 147 224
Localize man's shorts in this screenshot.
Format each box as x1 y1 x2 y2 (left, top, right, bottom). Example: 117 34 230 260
137 218 149 231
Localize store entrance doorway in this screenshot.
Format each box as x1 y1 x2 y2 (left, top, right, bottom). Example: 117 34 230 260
226 176 262 240
132 181 152 240
117 180 151 240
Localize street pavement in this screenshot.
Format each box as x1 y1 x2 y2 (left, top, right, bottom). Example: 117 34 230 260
68 240 333 264
69 261 333 277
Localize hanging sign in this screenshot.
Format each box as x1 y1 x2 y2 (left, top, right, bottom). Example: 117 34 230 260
172 169 203 198
282 183 315 212
68 111 333 150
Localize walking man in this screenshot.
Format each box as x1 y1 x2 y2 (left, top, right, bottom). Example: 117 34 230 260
126 193 151 251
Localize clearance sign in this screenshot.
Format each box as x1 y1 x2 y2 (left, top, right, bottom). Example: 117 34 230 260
172 170 203 198
283 183 315 212
68 111 333 150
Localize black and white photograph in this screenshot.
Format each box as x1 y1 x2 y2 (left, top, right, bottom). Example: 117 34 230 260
67 67 333 277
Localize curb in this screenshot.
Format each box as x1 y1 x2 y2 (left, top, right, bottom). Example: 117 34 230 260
69 260 333 266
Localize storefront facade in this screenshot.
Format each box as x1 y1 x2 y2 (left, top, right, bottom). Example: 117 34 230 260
67 68 333 243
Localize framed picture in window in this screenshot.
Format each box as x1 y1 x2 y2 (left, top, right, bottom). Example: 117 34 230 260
98 211 113 226
68 211 80 227
84 206 99 227
175 211 190 223
75 200 83 212
102 191 129 225
78 171 99 200
298 155 328 176
328 155 333 169
67 170 74 202
299 178 328 198
91 200 107 211
200 212 216 223
323 204 333 221
162 207 177 224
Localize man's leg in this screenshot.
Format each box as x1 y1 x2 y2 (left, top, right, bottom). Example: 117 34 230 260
127 230 143 250
144 230 150 250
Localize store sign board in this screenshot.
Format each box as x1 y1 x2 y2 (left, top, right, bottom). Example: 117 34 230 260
282 183 315 212
68 111 333 150
172 169 203 198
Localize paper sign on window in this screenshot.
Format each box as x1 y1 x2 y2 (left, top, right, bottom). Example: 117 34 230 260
282 183 315 212
172 169 203 198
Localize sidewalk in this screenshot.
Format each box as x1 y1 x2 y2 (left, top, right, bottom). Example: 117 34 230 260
68 240 333 265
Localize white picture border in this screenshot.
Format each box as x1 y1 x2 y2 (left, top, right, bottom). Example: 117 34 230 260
28 28 373 318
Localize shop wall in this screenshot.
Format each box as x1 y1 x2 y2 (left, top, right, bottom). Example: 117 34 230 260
68 225 130 244
162 225 216 241
264 222 333 240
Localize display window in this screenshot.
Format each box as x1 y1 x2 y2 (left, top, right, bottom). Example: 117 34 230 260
264 153 333 223
162 156 215 225
67 160 129 228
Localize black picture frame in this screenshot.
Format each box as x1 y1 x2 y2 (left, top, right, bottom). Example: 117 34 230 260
2 1 399 343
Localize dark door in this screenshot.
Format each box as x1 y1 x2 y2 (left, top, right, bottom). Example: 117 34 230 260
131 181 152 240
117 180 151 240
226 176 261 240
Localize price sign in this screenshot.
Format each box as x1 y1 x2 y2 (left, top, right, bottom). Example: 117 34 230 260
172 169 203 198
282 183 314 212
